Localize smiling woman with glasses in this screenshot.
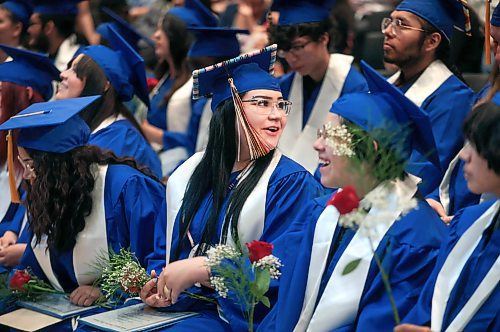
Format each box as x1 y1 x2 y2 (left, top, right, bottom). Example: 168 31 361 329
241 97 292 115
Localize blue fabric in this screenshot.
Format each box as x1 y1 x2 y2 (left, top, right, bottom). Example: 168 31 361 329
152 155 324 330
426 159 481 216
188 27 247 58
89 119 162 179
401 75 475 196
492 3 500 27
396 0 466 41
0 44 59 101
148 77 174 130
271 0 337 25
1 1 33 26
279 64 368 127
33 0 79 15
258 195 447 331
404 200 499 331
0 189 26 237
169 0 218 28
13 164 166 291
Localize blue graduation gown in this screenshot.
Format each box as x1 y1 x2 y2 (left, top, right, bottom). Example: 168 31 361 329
89 119 163 179
14 164 166 292
279 66 368 127
259 193 447 332
148 76 174 130
403 200 499 331
426 158 481 216
158 155 324 331
402 75 475 195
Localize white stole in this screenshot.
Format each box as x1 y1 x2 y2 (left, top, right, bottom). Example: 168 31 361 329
431 200 500 332
195 99 212 152
165 151 282 264
295 176 419 331
54 34 80 72
439 151 462 215
92 114 126 134
31 165 109 291
387 60 452 108
278 54 354 173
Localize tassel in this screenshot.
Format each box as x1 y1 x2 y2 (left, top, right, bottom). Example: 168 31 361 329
485 0 492 65
228 78 273 161
6 130 20 203
459 0 472 36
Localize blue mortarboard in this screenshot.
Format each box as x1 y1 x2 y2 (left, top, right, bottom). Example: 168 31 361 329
271 0 337 25
193 44 280 111
0 95 100 153
75 45 134 102
329 60 439 168
492 3 500 27
97 7 154 49
1 0 33 26
33 0 80 15
169 0 218 28
188 27 248 58
105 25 150 108
0 44 60 100
396 0 467 41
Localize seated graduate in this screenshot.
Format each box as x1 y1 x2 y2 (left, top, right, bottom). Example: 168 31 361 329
258 68 448 331
55 27 162 179
395 100 500 332
0 45 59 272
425 3 500 223
0 96 166 307
139 45 324 331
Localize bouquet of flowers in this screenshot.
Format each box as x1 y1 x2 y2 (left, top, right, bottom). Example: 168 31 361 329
206 240 282 332
94 248 215 305
0 268 64 302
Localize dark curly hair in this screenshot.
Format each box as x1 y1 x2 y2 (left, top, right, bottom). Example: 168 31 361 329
463 101 500 176
26 145 162 252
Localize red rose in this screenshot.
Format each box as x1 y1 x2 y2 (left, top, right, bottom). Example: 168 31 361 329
147 77 159 92
9 269 31 292
327 186 360 215
246 240 273 263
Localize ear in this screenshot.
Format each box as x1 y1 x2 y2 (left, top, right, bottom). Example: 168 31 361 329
103 81 111 92
423 32 442 53
43 20 55 36
319 32 330 47
25 86 34 100
12 22 22 38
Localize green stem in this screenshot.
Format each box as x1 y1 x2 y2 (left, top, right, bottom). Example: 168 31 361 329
369 239 400 325
248 302 255 332
182 291 217 305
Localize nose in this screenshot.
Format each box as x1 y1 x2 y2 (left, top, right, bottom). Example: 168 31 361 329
313 136 325 152
60 69 68 80
458 145 470 163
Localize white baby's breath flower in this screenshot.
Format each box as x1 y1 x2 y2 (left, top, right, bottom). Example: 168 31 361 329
206 244 239 267
210 276 228 298
255 255 283 279
324 123 355 157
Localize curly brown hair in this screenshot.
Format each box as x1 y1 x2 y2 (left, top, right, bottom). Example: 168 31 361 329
26 145 162 252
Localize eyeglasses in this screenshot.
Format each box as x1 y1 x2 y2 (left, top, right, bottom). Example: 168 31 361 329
317 125 328 139
241 98 292 116
381 17 427 35
17 155 36 178
277 40 313 58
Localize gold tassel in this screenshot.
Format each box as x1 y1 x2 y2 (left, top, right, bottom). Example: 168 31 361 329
6 130 20 203
485 0 492 65
228 78 273 161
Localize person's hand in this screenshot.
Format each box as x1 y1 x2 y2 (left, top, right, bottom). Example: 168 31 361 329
141 120 164 145
394 324 431 332
157 257 210 304
0 231 18 249
69 285 102 306
140 269 171 308
0 243 26 267
426 198 453 224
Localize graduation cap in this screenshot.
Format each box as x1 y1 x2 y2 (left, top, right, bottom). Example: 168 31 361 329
188 27 248 58
0 95 100 202
33 0 80 15
169 0 218 28
75 45 134 102
492 3 500 27
395 0 470 41
271 0 337 25
105 25 150 108
193 44 280 160
1 0 33 27
0 44 60 100
97 7 154 49
331 60 439 169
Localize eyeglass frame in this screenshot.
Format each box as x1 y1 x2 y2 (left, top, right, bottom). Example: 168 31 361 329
241 97 293 116
381 17 428 35
277 40 313 58
17 155 36 178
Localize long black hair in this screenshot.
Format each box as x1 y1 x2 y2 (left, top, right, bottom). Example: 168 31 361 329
26 145 161 252
174 98 274 260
